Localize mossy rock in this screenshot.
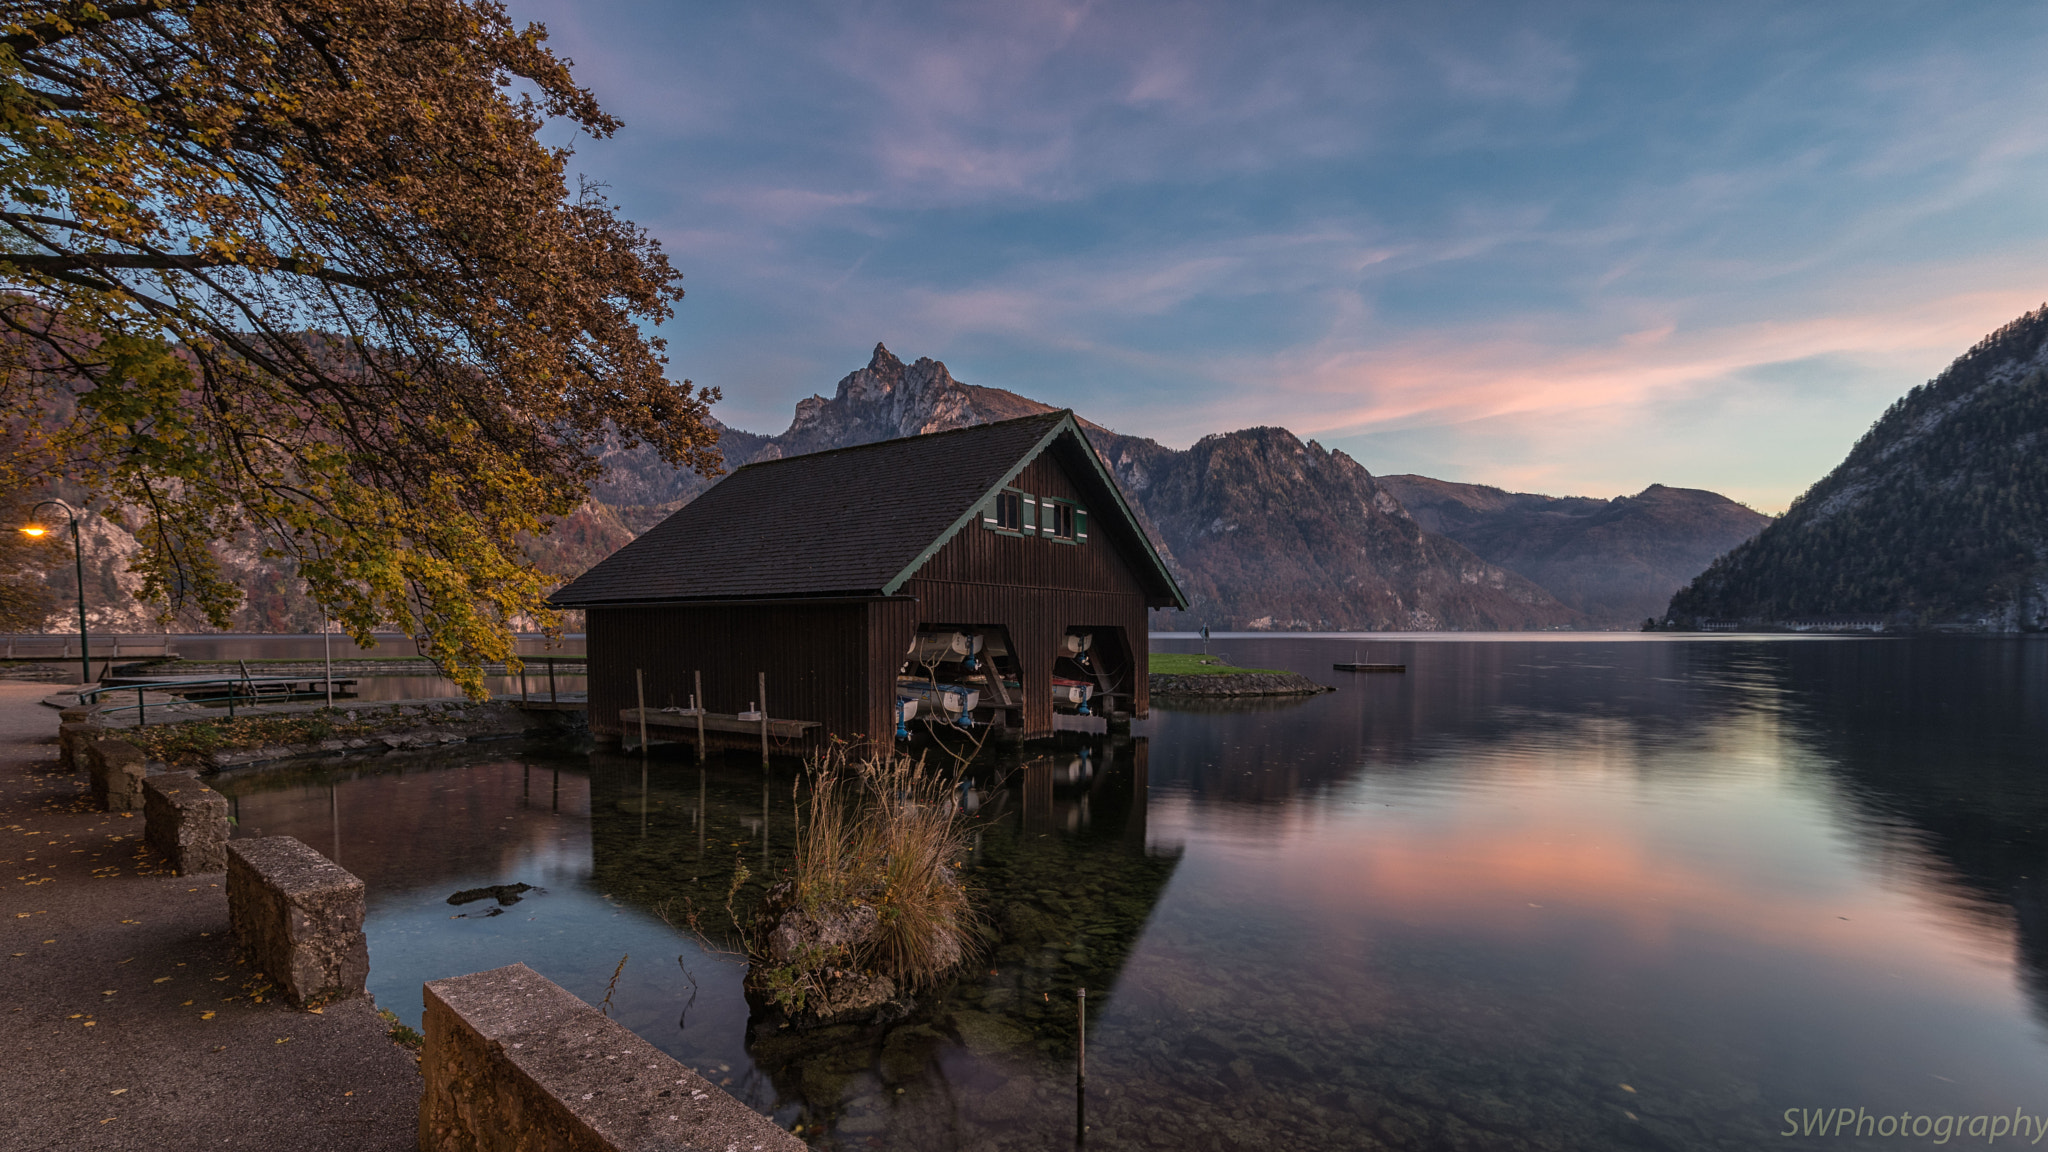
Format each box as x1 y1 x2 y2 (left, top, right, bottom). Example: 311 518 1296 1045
950 1010 1033 1056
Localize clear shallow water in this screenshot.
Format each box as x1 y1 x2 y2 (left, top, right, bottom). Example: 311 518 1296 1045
214 636 2048 1150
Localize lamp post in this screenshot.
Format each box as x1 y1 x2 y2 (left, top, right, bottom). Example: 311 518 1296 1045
20 500 89 686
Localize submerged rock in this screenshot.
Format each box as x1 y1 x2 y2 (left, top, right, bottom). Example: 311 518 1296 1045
447 882 534 906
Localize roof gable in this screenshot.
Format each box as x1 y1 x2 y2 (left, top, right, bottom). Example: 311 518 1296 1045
551 411 1186 608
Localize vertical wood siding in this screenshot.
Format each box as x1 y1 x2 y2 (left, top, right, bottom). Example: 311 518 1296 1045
887 445 1152 739
589 439 1159 746
587 603 868 742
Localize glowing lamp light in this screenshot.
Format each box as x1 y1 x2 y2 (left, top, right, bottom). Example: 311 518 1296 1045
19 525 47 537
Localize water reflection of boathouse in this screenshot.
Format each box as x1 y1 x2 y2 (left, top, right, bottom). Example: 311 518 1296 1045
585 736 1181 1058
550 411 1187 747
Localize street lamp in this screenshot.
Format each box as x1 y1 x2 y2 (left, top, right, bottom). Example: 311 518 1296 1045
19 500 90 686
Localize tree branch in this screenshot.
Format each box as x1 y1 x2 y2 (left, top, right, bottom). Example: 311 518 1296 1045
2 2 178 54
0 250 395 292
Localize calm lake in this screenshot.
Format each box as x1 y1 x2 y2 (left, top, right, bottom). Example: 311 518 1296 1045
212 635 2048 1150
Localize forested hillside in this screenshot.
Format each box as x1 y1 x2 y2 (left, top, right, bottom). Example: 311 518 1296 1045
1667 306 2048 629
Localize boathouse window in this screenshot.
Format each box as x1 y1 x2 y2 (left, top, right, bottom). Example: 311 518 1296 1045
989 490 1026 532
1045 499 1085 542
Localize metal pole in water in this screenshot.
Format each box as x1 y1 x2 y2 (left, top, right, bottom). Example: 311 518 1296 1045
136 685 145 728
635 667 649 753
549 657 557 705
1076 986 1088 1145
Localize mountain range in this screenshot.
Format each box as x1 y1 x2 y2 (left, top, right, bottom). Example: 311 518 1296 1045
1668 305 2048 630
28 344 1768 634
586 344 1764 631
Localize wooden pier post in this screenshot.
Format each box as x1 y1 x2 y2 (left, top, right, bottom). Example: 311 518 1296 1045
548 657 557 705
635 668 649 753
758 672 769 767
691 671 705 760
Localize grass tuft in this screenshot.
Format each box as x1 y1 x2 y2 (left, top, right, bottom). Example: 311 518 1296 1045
761 747 978 998
1149 652 1288 676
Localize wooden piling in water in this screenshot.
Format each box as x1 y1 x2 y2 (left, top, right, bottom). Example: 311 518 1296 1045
758 671 769 766
694 670 706 761
635 668 649 752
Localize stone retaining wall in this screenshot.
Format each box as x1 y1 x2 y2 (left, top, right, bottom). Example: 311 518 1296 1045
1149 671 1333 697
206 701 565 771
420 963 804 1152
227 836 369 1007
144 771 229 874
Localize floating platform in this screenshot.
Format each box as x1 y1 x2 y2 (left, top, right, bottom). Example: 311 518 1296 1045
1332 663 1406 673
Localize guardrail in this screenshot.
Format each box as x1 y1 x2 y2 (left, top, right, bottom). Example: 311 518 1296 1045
3 634 176 660
74 676 353 723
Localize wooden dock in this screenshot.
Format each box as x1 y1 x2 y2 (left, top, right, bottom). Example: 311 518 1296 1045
1332 663 1406 673
620 707 820 742
101 675 359 698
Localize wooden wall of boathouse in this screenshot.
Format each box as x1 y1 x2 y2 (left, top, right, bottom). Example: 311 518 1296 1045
586 444 1158 746
585 601 873 745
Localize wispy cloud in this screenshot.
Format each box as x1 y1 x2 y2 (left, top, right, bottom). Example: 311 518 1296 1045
514 0 2048 507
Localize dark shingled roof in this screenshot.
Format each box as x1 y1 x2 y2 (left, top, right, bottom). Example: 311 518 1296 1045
551 411 1184 607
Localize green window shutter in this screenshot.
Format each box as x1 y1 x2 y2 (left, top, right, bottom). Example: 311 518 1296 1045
1022 493 1037 534
1075 508 1088 543
983 495 999 530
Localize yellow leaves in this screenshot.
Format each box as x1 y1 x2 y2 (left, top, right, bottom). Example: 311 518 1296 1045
4 0 713 680
200 1010 214 1020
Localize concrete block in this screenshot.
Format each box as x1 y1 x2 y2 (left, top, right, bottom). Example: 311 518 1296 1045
144 771 229 875
85 738 147 811
420 962 803 1152
227 836 369 1007
56 706 102 772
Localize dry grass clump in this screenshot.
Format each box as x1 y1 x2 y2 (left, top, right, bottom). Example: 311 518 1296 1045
749 746 977 1013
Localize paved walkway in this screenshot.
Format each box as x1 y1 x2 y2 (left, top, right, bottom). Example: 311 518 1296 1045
0 683 419 1151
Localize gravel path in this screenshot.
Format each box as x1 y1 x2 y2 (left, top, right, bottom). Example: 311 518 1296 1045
0 682 421 1152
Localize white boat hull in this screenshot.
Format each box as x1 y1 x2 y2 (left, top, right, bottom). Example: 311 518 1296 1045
906 631 984 665
897 679 980 719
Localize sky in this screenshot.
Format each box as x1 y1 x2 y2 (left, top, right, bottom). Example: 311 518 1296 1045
510 0 2048 512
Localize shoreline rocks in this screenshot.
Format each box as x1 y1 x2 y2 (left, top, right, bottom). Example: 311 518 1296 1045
1149 671 1333 697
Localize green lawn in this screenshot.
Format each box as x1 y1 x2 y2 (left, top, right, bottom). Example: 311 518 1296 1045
1148 652 1288 676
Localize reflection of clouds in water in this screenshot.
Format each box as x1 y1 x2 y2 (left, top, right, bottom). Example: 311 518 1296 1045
213 638 2048 1149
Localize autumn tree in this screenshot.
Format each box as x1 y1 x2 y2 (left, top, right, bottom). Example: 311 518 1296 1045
0 0 717 691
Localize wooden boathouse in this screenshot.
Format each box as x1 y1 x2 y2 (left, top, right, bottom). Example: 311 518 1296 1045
550 411 1187 747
